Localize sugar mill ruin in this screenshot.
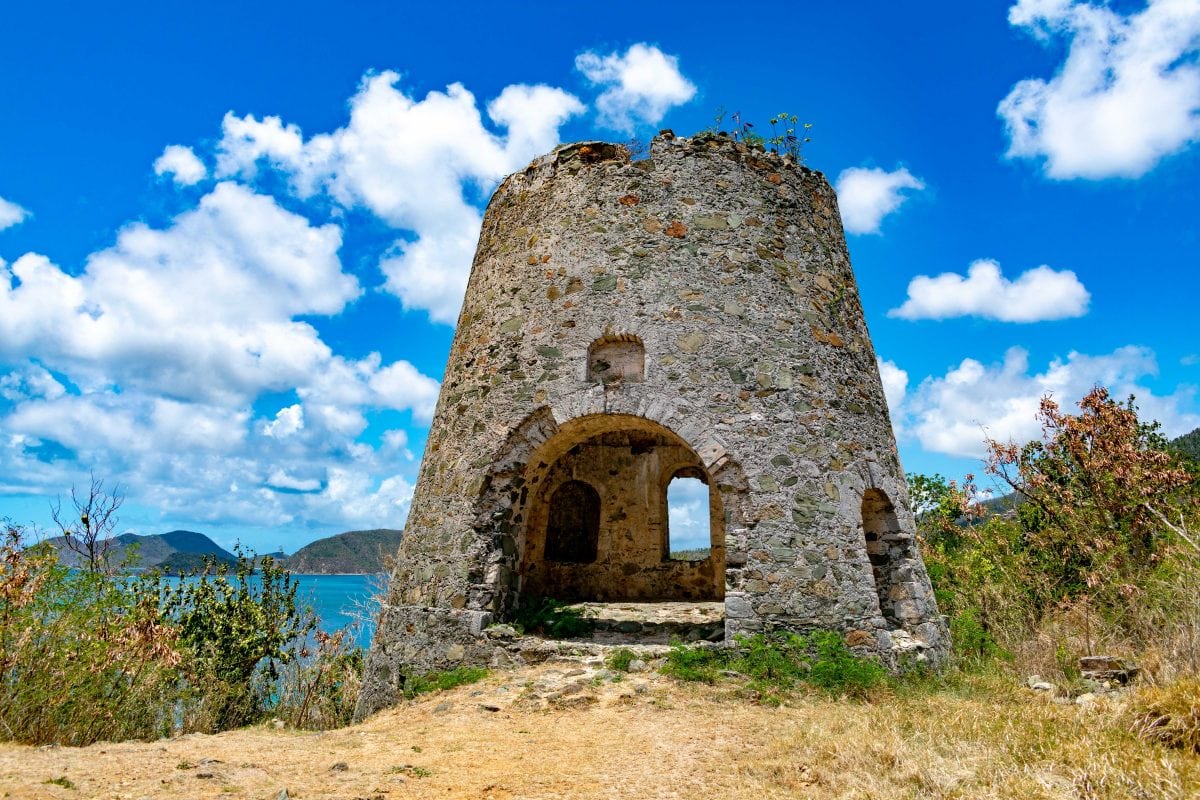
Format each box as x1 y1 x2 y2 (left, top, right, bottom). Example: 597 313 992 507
357 130 948 719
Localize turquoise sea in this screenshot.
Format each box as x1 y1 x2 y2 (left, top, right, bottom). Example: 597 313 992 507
293 573 380 648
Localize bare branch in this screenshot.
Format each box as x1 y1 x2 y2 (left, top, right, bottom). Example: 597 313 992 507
1142 502 1199 553
49 473 124 574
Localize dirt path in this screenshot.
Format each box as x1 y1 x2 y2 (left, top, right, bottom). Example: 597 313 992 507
2 664 1197 800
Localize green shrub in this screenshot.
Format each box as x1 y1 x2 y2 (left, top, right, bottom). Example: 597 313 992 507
149 549 315 729
661 632 886 700
950 608 1008 663
0 524 183 745
606 647 637 672
661 642 730 683
804 631 888 698
0 517 362 744
402 666 488 699
510 597 596 638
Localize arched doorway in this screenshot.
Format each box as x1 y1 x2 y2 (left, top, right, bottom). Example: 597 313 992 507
517 414 726 603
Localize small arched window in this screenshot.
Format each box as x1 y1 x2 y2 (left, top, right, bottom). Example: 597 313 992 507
545 480 601 563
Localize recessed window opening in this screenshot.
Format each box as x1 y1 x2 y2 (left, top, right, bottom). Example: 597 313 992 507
545 480 600 563
667 471 711 561
862 489 901 626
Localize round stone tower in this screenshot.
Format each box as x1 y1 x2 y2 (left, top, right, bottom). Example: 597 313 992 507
356 132 947 719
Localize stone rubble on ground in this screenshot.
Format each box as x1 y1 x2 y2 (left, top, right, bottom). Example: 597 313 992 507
1025 655 1142 704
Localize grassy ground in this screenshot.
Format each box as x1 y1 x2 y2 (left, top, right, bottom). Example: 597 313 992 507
1 663 1196 799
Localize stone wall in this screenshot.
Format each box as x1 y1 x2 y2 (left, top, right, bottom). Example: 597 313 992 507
355 131 948 721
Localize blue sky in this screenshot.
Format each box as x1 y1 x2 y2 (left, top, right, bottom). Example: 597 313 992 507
2 0 1198 552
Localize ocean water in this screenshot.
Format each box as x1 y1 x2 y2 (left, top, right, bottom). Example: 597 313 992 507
293 573 381 648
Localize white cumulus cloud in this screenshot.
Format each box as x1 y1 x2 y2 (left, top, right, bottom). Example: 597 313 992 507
889 345 1200 458
667 476 711 551
0 180 441 532
890 258 1090 322
153 145 208 185
264 404 304 438
0 182 358 402
0 196 29 231
266 469 322 493
575 43 696 132
308 469 415 526
216 71 583 324
999 0 1200 179
834 166 925 234
0 364 65 402
877 358 909 413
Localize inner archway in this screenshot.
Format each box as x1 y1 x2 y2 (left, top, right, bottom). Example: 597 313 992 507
517 414 725 603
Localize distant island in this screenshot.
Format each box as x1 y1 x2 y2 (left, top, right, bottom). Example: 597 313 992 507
41 528 402 574
282 529 403 574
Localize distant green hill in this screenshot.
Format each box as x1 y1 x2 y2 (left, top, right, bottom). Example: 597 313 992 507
283 529 402 574
1172 426 1200 463
41 529 236 571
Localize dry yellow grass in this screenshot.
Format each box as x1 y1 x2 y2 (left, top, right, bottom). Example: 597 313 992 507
1 664 1196 800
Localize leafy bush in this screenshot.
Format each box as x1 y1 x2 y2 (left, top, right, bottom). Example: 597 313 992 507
149 550 315 729
0 523 181 744
511 597 596 638
948 608 1008 663
912 387 1200 695
605 647 637 672
0 515 362 745
805 631 888 698
661 643 730 683
985 388 1195 613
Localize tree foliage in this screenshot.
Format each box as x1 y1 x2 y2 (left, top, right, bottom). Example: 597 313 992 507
147 550 316 729
914 386 1200 674
985 387 1195 603
1172 426 1200 465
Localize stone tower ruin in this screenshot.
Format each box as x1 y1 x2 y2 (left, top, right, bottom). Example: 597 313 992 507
356 132 947 719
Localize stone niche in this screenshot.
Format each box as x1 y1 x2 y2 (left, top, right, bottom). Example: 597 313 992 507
861 489 925 627
520 417 724 603
587 334 645 384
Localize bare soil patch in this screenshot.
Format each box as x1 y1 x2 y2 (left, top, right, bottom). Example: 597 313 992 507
2 662 1197 800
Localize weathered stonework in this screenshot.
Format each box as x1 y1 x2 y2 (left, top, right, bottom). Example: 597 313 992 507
356 132 948 720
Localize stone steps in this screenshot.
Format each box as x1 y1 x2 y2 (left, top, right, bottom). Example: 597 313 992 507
486 601 728 667
569 600 726 645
